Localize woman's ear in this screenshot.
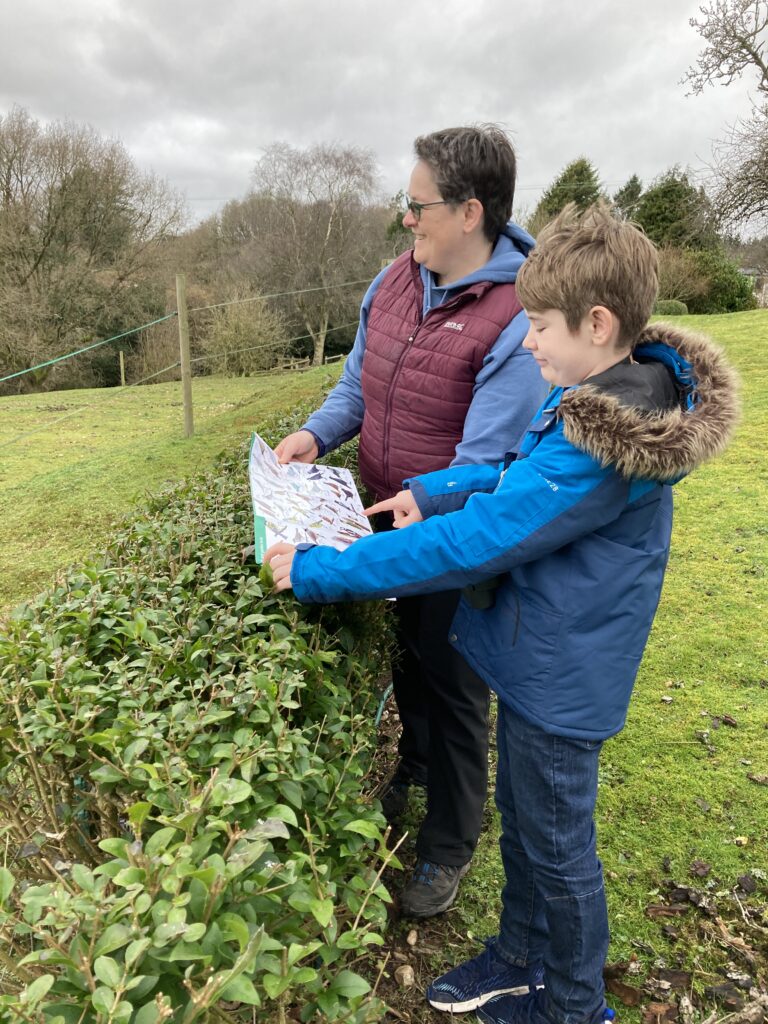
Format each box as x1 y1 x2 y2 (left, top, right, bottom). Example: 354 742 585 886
463 197 485 235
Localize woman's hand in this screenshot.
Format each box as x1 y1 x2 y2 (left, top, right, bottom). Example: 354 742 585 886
273 430 319 464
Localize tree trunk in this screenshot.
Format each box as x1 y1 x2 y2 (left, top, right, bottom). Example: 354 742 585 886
310 309 329 366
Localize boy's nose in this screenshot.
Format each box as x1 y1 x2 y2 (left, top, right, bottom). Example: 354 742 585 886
523 329 536 350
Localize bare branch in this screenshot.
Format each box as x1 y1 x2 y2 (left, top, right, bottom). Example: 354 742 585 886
683 0 768 95
712 103 768 229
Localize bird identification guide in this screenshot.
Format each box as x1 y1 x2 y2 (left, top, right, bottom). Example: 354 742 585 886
248 432 372 561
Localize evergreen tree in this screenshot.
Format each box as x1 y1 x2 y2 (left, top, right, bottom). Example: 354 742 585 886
633 168 720 250
613 175 643 219
530 158 603 230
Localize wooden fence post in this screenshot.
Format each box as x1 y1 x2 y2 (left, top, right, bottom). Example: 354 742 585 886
119 350 126 387
176 273 194 438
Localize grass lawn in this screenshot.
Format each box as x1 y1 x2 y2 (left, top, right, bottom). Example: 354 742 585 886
0 367 340 613
389 311 767 1021
2 312 766 1020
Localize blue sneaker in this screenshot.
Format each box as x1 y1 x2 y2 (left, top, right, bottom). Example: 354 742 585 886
427 938 544 1013
477 989 616 1024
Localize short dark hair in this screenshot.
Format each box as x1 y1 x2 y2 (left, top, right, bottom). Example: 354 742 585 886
516 202 659 348
413 124 516 242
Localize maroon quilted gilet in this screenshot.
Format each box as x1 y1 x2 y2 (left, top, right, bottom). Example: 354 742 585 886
358 251 523 500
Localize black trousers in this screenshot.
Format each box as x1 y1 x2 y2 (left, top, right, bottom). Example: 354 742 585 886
391 589 491 867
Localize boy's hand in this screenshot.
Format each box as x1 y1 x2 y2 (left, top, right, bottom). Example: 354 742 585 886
263 542 297 591
365 490 423 528
274 430 319 464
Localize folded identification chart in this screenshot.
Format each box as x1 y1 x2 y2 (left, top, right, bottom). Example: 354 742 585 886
248 432 372 561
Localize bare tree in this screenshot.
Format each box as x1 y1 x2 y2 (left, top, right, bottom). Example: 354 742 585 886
0 106 184 392
657 247 711 303
712 105 768 227
241 142 387 365
683 2 768 230
201 292 290 375
682 0 768 95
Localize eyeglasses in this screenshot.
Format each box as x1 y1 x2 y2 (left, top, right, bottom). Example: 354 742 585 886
405 194 451 220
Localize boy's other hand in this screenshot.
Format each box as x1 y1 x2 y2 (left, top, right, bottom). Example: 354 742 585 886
263 542 297 591
274 430 319 464
365 490 423 528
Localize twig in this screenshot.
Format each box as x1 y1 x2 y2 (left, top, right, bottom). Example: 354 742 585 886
371 950 391 998
352 830 408 932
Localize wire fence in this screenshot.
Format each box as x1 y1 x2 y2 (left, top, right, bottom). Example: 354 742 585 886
2 320 357 450
0 314 179 386
2 278 367 388
1 271 360 618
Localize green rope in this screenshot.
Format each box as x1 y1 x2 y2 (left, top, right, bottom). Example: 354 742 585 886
187 280 371 314
1 280 371 385
374 683 393 729
0 312 178 385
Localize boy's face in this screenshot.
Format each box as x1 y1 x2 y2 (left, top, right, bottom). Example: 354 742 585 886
523 308 624 387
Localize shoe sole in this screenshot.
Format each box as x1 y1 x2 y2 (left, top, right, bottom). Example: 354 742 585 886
427 981 544 1013
400 862 471 919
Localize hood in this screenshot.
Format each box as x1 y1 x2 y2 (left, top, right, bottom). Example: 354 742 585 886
421 220 535 300
558 322 740 482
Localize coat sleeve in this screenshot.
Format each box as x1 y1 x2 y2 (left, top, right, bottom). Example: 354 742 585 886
407 462 504 518
451 309 550 464
291 423 632 603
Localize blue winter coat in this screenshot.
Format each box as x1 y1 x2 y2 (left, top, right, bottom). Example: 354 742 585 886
291 324 739 740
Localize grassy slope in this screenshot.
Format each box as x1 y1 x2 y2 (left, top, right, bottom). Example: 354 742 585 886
437 310 768 1016
2 313 766 1015
0 367 340 612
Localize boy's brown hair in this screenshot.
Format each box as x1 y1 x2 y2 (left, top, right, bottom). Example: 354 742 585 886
516 201 659 347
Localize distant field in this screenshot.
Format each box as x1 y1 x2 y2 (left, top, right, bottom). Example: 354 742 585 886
0 367 341 611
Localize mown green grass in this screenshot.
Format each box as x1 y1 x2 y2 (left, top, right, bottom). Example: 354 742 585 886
2 313 766 1017
0 368 340 612
445 310 768 1017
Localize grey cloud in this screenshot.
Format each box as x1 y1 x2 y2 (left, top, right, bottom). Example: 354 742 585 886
0 0 755 221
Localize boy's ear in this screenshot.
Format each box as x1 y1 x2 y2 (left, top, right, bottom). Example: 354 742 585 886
588 305 620 348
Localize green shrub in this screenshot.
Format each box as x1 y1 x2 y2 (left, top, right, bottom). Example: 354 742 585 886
653 299 689 316
0 433 393 1023
202 294 290 375
685 250 758 314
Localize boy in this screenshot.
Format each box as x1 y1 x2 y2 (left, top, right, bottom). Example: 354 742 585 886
264 202 739 1024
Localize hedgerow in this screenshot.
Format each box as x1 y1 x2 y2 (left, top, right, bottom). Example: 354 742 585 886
0 425 394 1023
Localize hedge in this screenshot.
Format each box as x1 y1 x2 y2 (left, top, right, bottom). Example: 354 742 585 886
0 424 394 1024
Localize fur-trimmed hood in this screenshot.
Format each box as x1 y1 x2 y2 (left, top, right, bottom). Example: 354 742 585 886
558 322 740 481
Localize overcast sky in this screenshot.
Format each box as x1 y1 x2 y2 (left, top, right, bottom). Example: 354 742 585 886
0 0 759 225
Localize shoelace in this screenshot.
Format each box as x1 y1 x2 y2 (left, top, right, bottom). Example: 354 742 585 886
413 860 441 886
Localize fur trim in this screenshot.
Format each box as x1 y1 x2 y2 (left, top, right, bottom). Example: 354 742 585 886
558 323 741 481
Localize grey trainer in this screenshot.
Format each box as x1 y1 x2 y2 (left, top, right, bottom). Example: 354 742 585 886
400 859 470 918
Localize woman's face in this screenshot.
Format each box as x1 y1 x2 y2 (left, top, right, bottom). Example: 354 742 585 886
402 160 467 278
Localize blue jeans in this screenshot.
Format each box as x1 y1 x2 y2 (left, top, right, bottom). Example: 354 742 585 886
494 702 609 1024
